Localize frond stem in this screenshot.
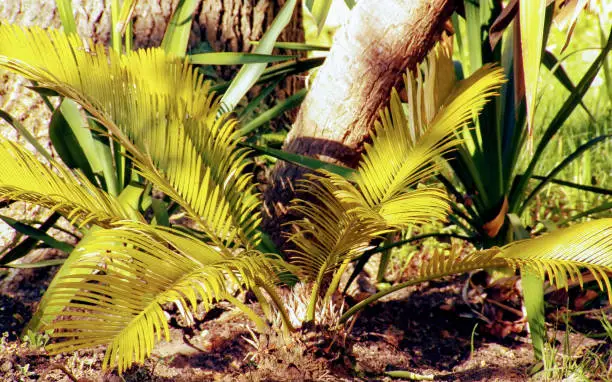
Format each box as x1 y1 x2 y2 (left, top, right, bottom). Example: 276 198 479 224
224 294 267 332
258 280 296 333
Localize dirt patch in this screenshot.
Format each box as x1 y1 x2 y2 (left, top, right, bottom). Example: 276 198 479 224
0 267 610 381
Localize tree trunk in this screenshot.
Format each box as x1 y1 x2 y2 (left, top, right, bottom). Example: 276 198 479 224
263 0 457 250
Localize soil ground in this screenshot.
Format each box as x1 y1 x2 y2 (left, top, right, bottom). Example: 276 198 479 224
0 255 610 382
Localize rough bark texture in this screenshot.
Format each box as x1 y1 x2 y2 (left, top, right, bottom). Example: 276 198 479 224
0 0 303 246
264 0 457 250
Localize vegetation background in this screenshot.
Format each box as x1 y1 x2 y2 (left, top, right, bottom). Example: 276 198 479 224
0 1 610 381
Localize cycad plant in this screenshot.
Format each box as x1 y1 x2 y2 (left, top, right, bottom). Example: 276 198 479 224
0 23 294 372
0 13 611 377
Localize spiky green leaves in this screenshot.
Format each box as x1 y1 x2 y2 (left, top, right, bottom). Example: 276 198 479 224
42 223 284 373
288 39 505 283
0 24 261 248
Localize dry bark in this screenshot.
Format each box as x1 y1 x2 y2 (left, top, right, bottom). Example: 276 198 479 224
264 0 458 249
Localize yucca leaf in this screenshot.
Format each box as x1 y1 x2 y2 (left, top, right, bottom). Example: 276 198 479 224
340 219 612 322
56 0 77 34
241 142 356 179
0 109 54 164
558 202 612 226
306 0 333 33
161 0 198 57
519 135 612 214
0 140 134 228
48 101 97 186
239 88 307 135
4 259 66 268
510 26 612 212
524 175 612 196
41 223 285 373
519 0 547 134
0 212 65 266
249 41 331 51
220 0 297 112
0 215 74 255
542 50 595 121
211 57 325 94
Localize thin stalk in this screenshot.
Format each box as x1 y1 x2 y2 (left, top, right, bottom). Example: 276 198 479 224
258 281 296 333
323 259 350 306
306 266 326 323
366 232 475 256
224 294 267 332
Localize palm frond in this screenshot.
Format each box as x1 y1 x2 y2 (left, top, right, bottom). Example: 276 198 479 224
355 63 505 209
416 219 612 295
288 38 505 280
0 24 261 248
41 222 284 373
0 140 135 227
341 219 612 321
287 174 390 280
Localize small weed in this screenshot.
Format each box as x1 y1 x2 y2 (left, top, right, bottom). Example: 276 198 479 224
21 329 49 350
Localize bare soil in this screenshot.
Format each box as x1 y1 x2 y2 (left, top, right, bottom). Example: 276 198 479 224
0 259 610 382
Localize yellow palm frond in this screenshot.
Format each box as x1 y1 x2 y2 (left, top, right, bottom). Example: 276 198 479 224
288 38 505 284
287 174 390 280
0 24 260 248
0 140 135 226
415 219 612 293
41 222 284 373
355 64 505 209
341 219 612 321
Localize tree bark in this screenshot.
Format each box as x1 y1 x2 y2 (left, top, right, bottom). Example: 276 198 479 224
263 0 457 249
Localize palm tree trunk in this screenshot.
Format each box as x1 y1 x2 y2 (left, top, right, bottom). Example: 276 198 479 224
263 0 458 250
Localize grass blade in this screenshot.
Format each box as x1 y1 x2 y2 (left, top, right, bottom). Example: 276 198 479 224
239 88 307 135
161 0 199 57
189 52 296 65
220 0 298 112
240 142 356 179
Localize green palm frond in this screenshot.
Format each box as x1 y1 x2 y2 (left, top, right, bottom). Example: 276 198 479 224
287 174 390 280
341 219 612 321
417 219 612 294
0 24 260 248
41 222 284 373
0 140 135 226
288 38 505 293
355 64 505 210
